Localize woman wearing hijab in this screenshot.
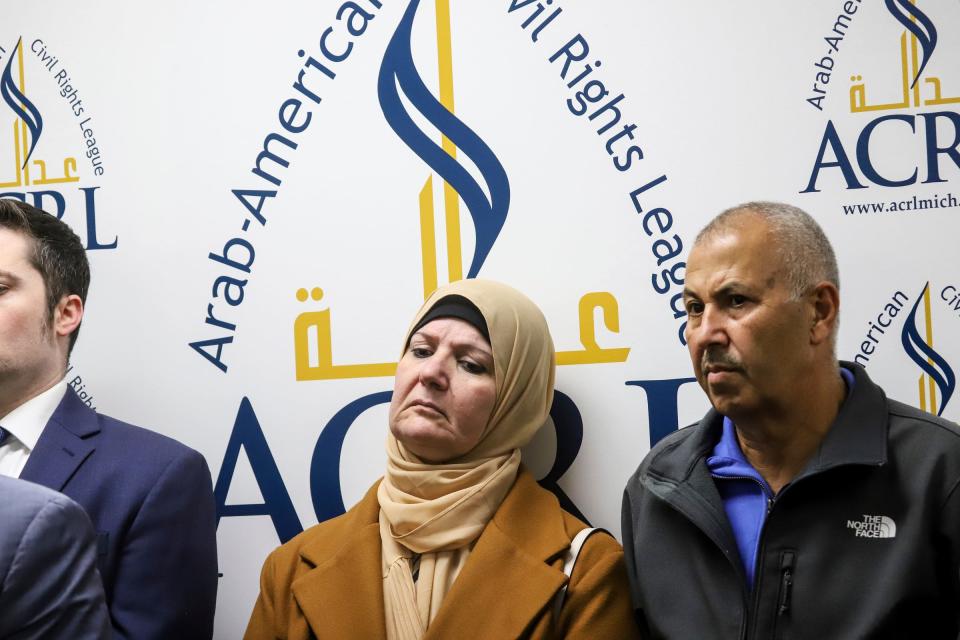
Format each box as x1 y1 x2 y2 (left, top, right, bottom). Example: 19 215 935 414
244 279 639 640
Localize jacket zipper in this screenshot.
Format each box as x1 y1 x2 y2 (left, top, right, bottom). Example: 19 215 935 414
777 551 795 615
709 473 773 640
745 495 774 639
746 493 801 639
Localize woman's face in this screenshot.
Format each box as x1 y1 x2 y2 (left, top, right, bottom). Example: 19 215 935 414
389 317 497 463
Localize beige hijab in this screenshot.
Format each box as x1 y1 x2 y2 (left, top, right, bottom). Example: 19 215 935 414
377 279 556 640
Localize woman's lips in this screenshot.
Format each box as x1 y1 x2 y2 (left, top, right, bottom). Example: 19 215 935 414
409 400 446 417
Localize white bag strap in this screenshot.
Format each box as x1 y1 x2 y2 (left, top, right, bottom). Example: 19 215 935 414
553 527 606 622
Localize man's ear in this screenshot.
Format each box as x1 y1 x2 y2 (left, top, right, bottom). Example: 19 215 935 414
809 281 839 346
54 294 84 339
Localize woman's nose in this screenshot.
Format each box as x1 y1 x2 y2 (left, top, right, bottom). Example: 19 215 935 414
418 353 449 390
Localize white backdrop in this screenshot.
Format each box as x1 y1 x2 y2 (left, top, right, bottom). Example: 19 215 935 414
6 1 959 637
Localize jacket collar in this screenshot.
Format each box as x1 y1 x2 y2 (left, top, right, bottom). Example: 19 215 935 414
796 361 887 475
290 468 571 640
19 387 100 490
648 361 888 484
641 363 889 568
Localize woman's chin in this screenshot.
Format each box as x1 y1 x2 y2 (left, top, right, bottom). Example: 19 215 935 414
396 431 458 463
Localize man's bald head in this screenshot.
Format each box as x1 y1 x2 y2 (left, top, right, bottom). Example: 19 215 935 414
694 201 839 301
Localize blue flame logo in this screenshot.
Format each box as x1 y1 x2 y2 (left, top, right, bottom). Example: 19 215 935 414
901 282 955 416
1 38 43 169
885 0 937 89
378 0 510 279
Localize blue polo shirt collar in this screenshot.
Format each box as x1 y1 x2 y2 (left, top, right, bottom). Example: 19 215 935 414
706 367 856 589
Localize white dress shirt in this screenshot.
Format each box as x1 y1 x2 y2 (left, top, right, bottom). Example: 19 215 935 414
0 379 68 478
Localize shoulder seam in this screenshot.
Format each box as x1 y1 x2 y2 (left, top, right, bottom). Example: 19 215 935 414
887 404 960 440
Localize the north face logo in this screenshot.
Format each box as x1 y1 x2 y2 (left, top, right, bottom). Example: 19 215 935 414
846 515 897 538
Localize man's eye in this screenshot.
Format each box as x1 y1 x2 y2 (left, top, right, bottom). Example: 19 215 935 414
730 295 747 307
685 301 704 316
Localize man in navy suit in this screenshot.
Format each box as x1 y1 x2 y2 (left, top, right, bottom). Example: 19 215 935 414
0 198 218 639
0 475 110 639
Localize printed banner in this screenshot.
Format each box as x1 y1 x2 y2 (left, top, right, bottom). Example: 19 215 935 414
4 2 958 636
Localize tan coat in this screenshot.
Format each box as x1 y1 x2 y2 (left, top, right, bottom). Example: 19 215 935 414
244 469 640 640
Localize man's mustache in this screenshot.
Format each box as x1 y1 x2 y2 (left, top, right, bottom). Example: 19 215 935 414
701 348 744 373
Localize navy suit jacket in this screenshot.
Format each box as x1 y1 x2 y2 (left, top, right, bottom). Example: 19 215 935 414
20 387 218 639
0 475 110 639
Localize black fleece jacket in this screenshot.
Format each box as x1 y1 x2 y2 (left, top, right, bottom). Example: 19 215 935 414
622 363 960 639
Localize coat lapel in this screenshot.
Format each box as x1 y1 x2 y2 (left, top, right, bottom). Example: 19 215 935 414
287 470 576 640
425 469 570 640
19 388 99 490
292 495 387 640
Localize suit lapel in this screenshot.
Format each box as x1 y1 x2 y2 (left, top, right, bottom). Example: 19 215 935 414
20 388 99 491
425 469 570 640
292 500 387 640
